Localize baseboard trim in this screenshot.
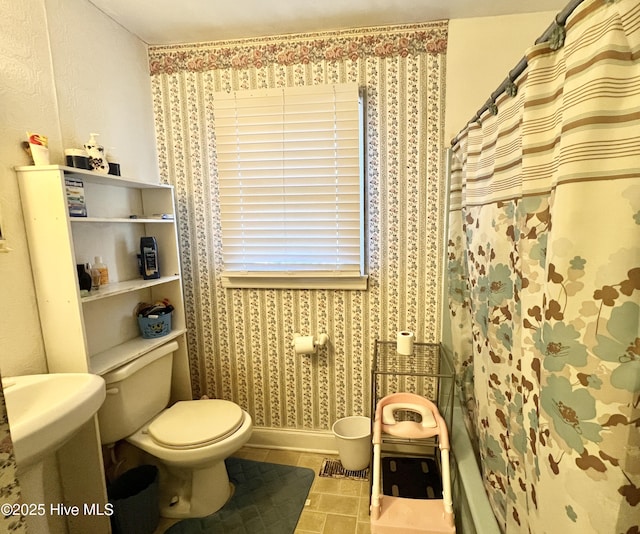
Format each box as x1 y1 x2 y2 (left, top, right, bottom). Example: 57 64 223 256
245 426 424 457
246 426 338 455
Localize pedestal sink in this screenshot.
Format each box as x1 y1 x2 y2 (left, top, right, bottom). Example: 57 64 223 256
2 373 106 533
3 373 106 470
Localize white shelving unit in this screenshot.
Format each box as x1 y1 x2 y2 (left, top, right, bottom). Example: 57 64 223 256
16 164 193 531
16 164 191 395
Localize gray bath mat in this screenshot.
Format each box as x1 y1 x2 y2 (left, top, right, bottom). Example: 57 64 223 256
165 457 314 534
318 458 369 481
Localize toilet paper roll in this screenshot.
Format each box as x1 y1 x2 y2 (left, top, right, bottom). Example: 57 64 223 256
397 331 415 355
294 335 316 355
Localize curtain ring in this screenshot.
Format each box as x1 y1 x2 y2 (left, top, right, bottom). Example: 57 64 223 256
488 102 498 116
505 80 518 97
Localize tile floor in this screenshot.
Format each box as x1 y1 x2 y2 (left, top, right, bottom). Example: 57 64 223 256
236 447 371 534
155 446 371 534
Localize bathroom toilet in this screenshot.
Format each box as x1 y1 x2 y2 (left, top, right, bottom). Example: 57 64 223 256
97 341 252 518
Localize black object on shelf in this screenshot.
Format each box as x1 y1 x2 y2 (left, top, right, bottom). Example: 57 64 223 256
76 263 92 291
140 236 160 280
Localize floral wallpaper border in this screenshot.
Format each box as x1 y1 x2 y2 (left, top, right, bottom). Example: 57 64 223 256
149 23 447 74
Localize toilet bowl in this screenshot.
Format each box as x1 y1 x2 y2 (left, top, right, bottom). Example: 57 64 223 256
128 399 253 518
97 341 253 518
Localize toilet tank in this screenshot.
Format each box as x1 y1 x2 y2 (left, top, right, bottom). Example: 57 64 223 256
97 341 178 445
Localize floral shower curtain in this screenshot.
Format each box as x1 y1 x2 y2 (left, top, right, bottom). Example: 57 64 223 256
447 0 639 532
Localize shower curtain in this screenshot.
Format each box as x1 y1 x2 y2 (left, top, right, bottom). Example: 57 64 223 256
447 0 639 532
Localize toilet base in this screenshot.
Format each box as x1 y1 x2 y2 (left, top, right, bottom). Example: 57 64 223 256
158 459 233 518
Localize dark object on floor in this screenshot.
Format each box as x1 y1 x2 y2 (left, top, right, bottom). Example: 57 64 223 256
109 464 160 534
319 458 369 481
382 457 443 499
165 457 314 534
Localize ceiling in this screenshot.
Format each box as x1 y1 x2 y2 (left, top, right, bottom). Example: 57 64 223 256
88 0 570 46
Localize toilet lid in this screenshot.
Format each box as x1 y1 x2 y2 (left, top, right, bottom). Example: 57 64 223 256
148 400 244 449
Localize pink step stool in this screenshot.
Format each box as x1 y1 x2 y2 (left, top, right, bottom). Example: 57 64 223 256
370 392 455 534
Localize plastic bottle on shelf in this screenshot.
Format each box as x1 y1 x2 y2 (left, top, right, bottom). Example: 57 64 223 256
93 256 109 285
89 263 101 290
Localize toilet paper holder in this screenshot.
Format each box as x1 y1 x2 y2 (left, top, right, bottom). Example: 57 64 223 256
292 332 329 349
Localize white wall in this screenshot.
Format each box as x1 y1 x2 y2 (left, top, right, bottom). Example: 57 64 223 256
445 11 557 142
0 0 158 377
47 0 159 176
0 0 59 376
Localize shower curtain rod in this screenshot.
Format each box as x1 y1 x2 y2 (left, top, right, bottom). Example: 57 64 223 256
451 0 585 145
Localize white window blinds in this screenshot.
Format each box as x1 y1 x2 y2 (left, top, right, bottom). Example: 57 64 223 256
213 83 365 288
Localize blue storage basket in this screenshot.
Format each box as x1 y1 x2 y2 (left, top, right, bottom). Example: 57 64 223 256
137 312 172 339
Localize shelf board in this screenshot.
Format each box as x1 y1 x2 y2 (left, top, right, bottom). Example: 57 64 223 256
15 164 172 189
70 217 174 224
90 329 187 376
80 275 181 302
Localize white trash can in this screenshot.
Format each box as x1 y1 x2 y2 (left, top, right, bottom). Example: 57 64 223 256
332 416 371 471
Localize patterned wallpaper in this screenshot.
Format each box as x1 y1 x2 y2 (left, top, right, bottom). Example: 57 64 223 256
149 22 448 431
0 386 25 532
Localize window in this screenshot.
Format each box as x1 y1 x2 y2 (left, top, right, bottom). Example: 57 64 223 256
213 83 366 290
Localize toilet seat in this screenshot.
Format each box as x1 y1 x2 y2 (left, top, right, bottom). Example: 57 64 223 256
148 400 244 450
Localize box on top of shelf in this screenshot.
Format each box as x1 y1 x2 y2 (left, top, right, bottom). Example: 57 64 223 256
65 177 87 217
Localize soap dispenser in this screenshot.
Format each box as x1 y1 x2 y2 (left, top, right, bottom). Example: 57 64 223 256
84 133 109 174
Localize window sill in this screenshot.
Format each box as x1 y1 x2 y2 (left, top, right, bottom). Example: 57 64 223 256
220 272 368 290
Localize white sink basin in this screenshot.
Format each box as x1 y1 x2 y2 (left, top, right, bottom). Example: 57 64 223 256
2 373 106 470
